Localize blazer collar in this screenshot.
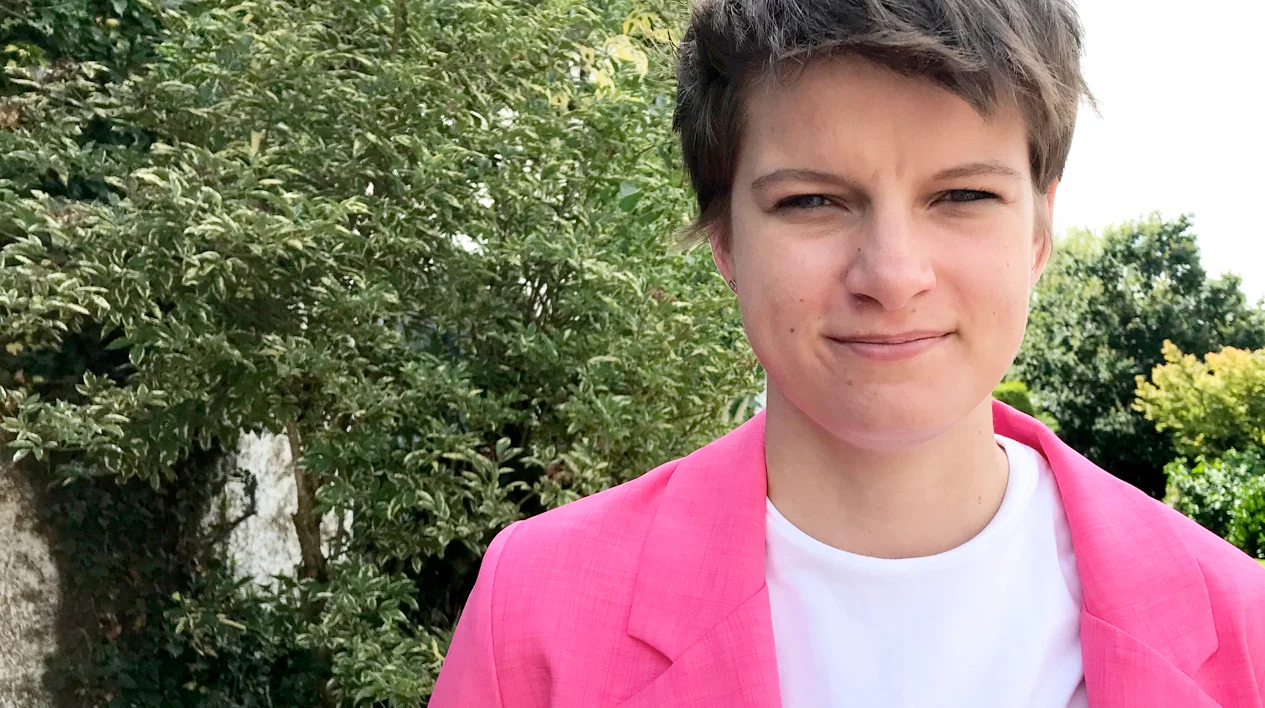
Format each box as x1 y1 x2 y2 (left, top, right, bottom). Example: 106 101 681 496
992 400 1218 674
628 411 770 661
629 403 1218 676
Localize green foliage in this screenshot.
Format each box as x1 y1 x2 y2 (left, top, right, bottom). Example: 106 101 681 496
2 0 756 703
1134 341 1265 458
20 449 327 707
991 379 1059 432
1013 214 1265 497
1137 342 1265 558
0 0 162 80
1164 447 1265 559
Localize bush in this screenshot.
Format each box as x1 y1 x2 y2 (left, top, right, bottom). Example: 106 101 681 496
1 0 163 81
1135 341 1265 459
1165 447 1265 559
992 380 1059 432
2 0 758 703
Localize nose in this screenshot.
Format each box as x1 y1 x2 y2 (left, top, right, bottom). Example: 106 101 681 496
842 207 936 312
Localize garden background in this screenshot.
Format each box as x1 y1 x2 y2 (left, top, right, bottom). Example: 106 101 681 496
2 0 1263 705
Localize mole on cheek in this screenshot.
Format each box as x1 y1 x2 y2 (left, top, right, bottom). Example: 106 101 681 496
789 328 796 333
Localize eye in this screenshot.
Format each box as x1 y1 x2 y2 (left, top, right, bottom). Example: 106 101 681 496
774 194 833 210
939 189 999 204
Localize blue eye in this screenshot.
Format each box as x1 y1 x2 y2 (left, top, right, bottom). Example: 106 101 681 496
775 194 832 210
941 189 998 203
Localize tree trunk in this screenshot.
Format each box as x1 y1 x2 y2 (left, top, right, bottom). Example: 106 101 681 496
286 419 326 582
285 420 337 706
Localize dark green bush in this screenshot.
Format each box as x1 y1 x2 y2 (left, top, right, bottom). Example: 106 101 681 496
1165 447 1265 558
992 380 1059 432
1 0 162 80
2 0 757 703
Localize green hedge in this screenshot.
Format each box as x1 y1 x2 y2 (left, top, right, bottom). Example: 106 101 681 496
1165 447 1265 559
2 0 758 703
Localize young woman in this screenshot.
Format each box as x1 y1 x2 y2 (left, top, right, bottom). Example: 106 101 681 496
432 0 1265 705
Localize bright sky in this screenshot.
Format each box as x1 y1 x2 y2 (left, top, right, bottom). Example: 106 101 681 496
1055 0 1265 304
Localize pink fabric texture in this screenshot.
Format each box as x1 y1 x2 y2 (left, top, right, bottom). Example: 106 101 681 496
431 402 1265 707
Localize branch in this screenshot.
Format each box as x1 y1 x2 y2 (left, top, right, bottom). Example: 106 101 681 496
286 419 327 582
391 0 408 55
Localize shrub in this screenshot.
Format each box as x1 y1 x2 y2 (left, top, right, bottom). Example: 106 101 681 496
1135 341 1265 459
992 380 1059 432
1165 447 1265 558
2 0 757 702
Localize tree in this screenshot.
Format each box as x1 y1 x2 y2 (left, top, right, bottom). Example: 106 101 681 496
1012 214 1265 498
1 0 756 703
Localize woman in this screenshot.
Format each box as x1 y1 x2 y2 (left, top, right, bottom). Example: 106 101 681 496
432 0 1265 705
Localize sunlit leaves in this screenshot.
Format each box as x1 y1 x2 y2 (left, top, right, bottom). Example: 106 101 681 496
1135 341 1265 458
3 0 756 701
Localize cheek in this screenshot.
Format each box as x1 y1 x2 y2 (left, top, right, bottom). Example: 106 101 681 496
953 241 1033 339
737 231 840 332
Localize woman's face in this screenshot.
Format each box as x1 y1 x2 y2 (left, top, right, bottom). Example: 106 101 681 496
714 57 1053 451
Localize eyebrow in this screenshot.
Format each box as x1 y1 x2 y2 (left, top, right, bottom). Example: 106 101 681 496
749 161 1024 192
932 161 1024 182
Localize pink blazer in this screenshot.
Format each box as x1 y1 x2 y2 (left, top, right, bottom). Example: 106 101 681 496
431 402 1265 707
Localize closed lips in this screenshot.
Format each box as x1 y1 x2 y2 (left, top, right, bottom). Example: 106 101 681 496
829 332 950 344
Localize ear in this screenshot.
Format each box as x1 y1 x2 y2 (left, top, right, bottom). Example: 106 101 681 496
1031 180 1058 286
708 227 736 289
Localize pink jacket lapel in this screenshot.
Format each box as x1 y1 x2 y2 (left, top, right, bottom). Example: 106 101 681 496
993 401 1220 706
618 589 780 708
622 404 1222 707
625 411 781 706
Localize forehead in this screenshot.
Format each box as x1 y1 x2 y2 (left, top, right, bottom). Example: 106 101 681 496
737 57 1030 183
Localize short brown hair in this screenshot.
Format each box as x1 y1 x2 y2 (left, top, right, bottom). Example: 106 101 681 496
673 0 1094 246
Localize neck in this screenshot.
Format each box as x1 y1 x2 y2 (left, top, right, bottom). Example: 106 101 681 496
764 386 1008 559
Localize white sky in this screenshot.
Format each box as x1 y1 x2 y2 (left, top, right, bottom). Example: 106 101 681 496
1055 0 1265 304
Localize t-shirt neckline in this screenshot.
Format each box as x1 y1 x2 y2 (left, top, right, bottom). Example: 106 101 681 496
764 435 1042 573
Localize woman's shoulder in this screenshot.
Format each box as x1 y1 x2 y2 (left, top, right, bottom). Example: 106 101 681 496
1112 476 1265 648
1166 502 1265 605
1101 468 1265 591
1084 460 1265 604
434 458 692 702
484 455 684 596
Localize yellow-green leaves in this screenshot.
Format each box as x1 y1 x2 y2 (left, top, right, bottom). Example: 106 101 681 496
1135 341 1265 457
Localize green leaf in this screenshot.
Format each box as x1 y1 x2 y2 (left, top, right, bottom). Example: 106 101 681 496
616 181 642 211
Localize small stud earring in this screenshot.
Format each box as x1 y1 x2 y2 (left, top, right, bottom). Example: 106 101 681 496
727 278 737 292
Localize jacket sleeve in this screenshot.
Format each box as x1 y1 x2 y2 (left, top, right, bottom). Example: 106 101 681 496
430 521 522 707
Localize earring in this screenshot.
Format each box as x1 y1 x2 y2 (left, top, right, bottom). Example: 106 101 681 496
727 278 737 292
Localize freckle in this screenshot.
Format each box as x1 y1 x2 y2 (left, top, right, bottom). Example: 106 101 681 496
789 327 796 333
799 298 804 303
846 379 855 386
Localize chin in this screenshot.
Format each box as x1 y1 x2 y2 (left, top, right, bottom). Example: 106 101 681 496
828 410 960 452
801 385 987 452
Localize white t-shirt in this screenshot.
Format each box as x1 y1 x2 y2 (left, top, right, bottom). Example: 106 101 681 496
765 435 1087 708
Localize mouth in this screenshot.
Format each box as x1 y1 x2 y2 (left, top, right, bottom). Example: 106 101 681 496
825 331 952 362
